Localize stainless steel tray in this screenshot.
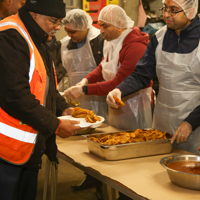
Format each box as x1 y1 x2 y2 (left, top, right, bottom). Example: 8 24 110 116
84 129 173 161
76 127 95 135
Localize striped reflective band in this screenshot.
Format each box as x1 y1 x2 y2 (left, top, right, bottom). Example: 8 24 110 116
0 22 35 83
0 122 37 144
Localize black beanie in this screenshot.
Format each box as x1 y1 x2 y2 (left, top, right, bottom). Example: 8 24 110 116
25 0 66 18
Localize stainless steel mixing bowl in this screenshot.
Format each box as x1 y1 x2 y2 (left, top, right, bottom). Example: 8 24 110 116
160 154 200 190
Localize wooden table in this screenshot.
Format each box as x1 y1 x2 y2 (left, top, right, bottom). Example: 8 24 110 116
45 124 200 200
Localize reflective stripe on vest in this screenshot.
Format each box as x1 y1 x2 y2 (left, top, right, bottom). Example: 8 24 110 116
0 22 37 144
0 122 36 144
0 22 35 83
0 14 47 164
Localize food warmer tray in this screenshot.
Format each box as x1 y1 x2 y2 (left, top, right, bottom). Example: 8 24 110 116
84 129 173 161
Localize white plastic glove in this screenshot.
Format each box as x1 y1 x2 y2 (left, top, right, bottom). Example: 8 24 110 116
64 85 84 101
106 88 122 108
76 78 88 86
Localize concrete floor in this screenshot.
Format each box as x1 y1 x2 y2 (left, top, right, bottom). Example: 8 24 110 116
36 156 98 200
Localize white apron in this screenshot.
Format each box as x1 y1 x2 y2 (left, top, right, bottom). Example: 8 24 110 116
106 29 152 130
154 26 200 154
61 27 108 122
101 28 132 81
109 87 152 130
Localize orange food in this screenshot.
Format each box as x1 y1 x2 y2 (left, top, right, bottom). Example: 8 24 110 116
71 107 101 123
89 129 167 145
113 96 125 107
71 107 88 118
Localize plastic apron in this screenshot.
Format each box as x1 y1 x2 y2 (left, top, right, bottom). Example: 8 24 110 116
107 29 152 130
109 87 152 130
153 26 200 154
61 30 108 122
101 29 132 81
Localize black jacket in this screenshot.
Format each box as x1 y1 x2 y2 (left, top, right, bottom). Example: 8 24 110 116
47 37 67 83
0 6 69 168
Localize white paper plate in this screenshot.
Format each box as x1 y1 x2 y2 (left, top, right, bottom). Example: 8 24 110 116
59 92 64 96
58 115 105 128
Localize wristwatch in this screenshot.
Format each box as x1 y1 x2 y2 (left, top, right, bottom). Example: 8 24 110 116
82 85 88 95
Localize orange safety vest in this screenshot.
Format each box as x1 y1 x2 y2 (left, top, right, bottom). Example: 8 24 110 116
0 14 53 165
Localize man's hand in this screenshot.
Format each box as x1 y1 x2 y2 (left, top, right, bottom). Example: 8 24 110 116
56 119 81 138
76 78 88 86
171 121 193 144
64 86 83 101
62 108 74 116
106 88 122 108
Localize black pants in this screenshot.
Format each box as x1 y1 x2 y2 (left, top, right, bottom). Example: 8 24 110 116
0 162 39 200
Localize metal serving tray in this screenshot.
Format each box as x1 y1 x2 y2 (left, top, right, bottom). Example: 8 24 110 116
84 130 173 161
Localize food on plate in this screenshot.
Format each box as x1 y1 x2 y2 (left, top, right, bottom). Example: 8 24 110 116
113 96 125 107
89 129 167 145
71 107 101 123
71 107 88 118
85 110 101 123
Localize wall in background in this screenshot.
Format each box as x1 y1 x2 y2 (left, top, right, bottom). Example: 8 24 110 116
123 0 139 26
55 0 82 41
147 0 163 15
55 0 163 41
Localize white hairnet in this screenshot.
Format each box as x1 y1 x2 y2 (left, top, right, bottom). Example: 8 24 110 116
162 0 198 19
63 9 93 31
98 5 134 29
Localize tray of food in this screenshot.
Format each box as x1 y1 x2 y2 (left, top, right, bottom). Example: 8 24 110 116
84 129 173 160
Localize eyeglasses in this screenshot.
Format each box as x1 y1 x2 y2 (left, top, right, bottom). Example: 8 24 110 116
159 7 184 16
45 16 63 27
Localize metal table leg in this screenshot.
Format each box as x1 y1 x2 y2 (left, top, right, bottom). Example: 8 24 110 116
43 156 58 200
43 156 50 200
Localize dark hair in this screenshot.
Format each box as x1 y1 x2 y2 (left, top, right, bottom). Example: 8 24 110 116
0 0 4 3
